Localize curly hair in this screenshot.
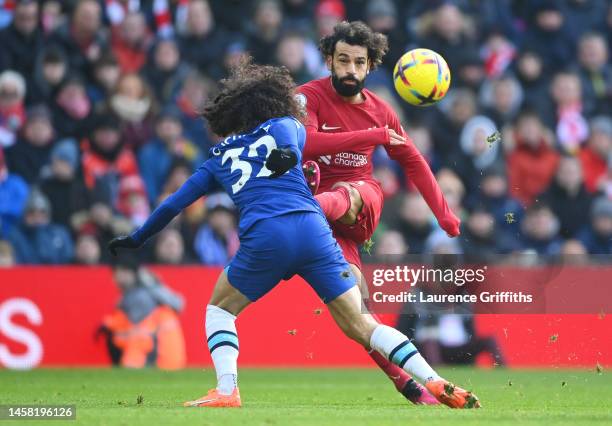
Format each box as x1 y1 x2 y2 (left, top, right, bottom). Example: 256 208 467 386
202 57 303 137
319 21 389 70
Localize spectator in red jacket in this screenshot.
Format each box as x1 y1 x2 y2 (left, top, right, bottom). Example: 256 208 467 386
579 116 611 193
507 109 560 207
110 11 151 73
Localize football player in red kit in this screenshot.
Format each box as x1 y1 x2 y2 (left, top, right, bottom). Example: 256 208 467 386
297 21 462 406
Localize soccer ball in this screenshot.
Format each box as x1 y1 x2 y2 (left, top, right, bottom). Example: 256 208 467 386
393 48 451 107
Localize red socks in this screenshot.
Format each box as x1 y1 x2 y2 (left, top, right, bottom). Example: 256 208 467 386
315 186 351 222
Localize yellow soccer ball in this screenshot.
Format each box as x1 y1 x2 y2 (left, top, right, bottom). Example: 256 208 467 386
393 48 451 106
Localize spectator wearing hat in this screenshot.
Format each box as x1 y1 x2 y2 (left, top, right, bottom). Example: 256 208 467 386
138 105 201 205
540 156 593 238
513 49 550 118
459 206 517 259
47 0 109 77
178 0 228 80
507 109 560 207
39 138 90 229
453 48 486 92
0 146 29 237
364 0 409 74
7 188 74 264
51 77 94 140
142 37 192 106
577 196 612 254
87 52 121 108
579 116 611 193
4 104 54 183
116 174 150 227
194 192 239 266
0 70 26 147
0 0 44 93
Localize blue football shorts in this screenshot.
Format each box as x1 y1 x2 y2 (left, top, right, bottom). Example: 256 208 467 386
225 211 356 302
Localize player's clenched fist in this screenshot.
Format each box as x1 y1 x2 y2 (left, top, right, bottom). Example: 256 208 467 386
108 235 140 256
439 214 461 238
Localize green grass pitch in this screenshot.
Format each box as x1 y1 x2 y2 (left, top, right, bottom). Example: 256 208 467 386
1 368 610 425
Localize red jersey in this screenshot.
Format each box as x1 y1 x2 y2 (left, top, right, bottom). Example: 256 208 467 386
297 77 459 236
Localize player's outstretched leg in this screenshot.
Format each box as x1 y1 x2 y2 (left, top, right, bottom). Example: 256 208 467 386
184 272 250 408
327 286 481 409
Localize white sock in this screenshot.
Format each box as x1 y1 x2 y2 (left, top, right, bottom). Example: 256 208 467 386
369 324 441 384
206 305 239 395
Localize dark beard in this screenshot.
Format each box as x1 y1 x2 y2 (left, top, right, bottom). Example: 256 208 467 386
331 74 364 97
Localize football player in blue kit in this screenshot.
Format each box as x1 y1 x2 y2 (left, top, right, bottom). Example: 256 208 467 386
108 59 479 409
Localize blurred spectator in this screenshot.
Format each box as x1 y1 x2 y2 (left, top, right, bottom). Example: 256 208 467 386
108 73 155 149
152 228 189 264
81 113 139 195
577 196 612 254
5 105 54 183
467 165 523 228
174 71 215 150
74 232 101 265
414 3 477 73
30 47 68 105
513 49 549 117
455 115 502 193
548 71 590 153
87 52 121 108
116 174 150 227
507 109 559 207
138 105 201 205
460 207 511 259
283 0 315 31
0 239 15 267
431 88 477 168
579 116 611 193
194 193 239 265
406 124 439 172
48 0 108 76
178 0 228 80
0 70 26 147
521 1 575 73
110 11 151 73
393 192 435 254
0 0 44 97
481 31 516 80
519 204 562 256
275 31 313 85
142 37 191 105
436 168 465 218
374 229 408 258
480 74 523 129
100 255 186 369
575 32 611 117
0 146 29 237
559 238 589 265
39 138 90 229
453 48 486 92
7 189 74 264
365 0 408 74
41 0 65 34
541 156 592 238
564 0 609 40
247 0 283 65
51 77 94 140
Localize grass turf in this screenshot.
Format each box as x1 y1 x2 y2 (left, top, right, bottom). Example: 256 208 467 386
0 368 610 426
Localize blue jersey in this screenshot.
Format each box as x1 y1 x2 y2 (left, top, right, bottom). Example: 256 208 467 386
132 116 321 243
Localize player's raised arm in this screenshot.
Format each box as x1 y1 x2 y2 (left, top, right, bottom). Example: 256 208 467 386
298 86 402 159
108 164 214 255
384 116 461 237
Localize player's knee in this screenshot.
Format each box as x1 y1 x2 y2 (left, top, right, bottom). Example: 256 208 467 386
333 183 362 225
341 317 377 348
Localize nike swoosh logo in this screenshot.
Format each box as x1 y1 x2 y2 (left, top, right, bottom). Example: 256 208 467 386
321 123 341 130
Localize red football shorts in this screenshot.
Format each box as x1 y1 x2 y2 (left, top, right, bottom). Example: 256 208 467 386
329 180 384 270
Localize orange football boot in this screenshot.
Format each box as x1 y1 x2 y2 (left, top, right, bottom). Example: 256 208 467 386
183 388 241 408
425 380 481 409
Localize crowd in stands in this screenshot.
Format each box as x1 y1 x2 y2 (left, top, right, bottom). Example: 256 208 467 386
0 0 610 267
